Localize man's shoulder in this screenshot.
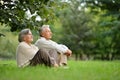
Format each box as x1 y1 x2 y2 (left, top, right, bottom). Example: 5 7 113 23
36 38 45 43
38 37 45 40
35 38 45 46
35 37 56 45
37 37 50 42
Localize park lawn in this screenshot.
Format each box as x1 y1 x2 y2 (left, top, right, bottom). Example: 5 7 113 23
0 60 120 80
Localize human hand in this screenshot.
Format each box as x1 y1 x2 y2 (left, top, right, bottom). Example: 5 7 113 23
65 49 72 56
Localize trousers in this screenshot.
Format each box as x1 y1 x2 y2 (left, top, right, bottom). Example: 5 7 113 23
30 48 67 67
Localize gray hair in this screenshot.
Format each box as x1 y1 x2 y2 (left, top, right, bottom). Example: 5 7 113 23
18 29 31 42
39 25 50 36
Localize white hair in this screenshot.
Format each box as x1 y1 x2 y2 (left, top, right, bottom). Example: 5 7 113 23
41 25 50 31
39 25 50 36
18 29 31 42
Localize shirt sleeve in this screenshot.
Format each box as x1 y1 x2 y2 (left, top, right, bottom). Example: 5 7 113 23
35 38 68 54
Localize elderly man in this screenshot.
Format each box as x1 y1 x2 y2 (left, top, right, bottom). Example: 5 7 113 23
16 29 58 68
35 25 72 66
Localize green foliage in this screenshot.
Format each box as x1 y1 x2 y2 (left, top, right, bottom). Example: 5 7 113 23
1 0 120 60
84 0 120 55
0 24 18 59
0 0 66 31
0 60 120 80
59 0 94 56
50 0 120 60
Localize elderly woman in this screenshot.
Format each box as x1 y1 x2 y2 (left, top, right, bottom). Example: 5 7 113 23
16 29 58 68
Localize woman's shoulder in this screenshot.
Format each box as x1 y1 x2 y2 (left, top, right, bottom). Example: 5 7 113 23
19 42 27 46
18 42 30 48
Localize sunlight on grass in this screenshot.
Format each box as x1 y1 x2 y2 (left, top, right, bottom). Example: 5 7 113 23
0 60 120 80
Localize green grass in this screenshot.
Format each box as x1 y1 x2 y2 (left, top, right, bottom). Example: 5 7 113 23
0 60 120 80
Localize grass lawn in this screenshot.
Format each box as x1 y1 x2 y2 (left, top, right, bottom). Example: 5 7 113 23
0 60 120 80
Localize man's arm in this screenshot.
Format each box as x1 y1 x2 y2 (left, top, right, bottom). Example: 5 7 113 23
35 38 72 55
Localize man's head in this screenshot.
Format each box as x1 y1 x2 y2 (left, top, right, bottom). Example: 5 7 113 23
39 25 52 40
18 29 33 43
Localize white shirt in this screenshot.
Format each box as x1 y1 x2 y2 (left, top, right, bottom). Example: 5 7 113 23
35 37 68 54
16 42 38 67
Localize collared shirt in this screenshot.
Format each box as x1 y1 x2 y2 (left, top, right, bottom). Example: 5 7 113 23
35 37 68 54
16 42 38 67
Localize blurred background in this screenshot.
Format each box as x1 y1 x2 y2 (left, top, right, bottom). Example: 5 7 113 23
0 0 120 60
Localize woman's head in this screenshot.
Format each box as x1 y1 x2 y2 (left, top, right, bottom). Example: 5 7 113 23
18 29 33 43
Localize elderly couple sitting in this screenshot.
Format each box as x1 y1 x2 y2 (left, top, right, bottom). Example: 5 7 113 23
16 25 72 68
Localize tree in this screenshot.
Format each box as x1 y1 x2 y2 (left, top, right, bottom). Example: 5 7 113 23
59 0 94 60
58 0 120 60
0 0 66 31
84 0 120 60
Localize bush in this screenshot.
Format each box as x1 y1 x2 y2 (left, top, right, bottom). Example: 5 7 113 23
0 24 18 59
